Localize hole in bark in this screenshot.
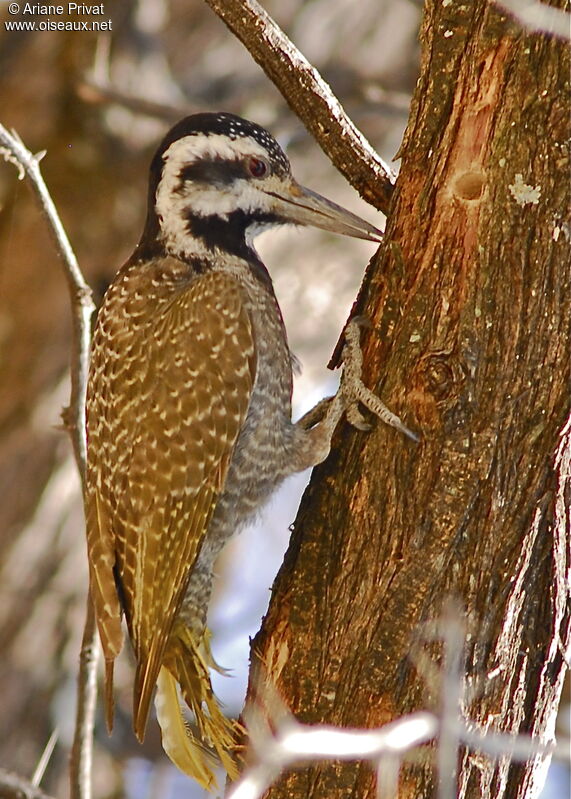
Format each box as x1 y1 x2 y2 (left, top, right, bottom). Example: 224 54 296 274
454 171 485 200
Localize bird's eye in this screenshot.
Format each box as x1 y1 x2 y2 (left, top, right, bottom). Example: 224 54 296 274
248 157 268 178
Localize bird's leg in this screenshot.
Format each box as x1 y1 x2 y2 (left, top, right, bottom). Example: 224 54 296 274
293 318 418 471
176 563 213 638
296 395 335 430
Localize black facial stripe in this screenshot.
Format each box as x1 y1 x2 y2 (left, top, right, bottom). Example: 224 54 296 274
185 209 275 287
178 158 248 189
187 209 280 260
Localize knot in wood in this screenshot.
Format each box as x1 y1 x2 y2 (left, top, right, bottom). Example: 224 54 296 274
422 354 456 403
410 352 463 431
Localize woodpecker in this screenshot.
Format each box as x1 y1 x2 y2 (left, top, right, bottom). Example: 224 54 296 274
84 112 415 787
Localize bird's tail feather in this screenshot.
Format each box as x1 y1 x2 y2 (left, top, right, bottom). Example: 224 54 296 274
104 659 115 733
155 625 239 789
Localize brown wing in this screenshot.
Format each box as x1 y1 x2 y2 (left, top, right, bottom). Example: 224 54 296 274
85 264 256 737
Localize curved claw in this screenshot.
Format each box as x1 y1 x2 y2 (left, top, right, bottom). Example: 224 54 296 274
357 382 419 442
346 403 372 431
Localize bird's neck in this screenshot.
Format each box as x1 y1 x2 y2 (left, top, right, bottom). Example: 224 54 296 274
133 209 274 292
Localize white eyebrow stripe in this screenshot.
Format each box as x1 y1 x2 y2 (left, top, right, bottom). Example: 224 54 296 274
162 134 270 168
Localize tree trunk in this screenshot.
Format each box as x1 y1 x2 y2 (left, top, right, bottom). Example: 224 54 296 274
245 3 570 798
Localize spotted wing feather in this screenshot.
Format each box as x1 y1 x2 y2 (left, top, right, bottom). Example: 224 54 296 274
85 262 255 737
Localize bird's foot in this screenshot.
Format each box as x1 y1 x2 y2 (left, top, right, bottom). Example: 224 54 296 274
338 317 419 442
294 318 417 471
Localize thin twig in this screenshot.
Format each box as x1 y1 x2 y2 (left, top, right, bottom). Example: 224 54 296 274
203 0 396 213
0 124 97 799
70 600 99 799
375 753 400 799
0 768 57 799
459 724 569 763
437 603 465 799
31 729 59 787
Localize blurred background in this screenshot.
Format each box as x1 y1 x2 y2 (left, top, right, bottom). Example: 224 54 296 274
0 1 567 797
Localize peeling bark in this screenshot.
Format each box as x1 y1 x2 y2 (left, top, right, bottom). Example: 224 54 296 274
245 3 570 798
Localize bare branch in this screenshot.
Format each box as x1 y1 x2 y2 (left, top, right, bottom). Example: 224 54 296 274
228 700 571 799
227 712 438 799
494 0 571 40
375 753 400 799
77 79 185 123
230 609 570 798
437 603 465 799
460 724 569 764
0 124 97 799
203 0 396 213
69 601 99 799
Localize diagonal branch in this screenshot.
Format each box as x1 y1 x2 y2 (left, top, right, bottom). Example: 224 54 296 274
494 0 571 39
0 124 97 799
203 0 396 213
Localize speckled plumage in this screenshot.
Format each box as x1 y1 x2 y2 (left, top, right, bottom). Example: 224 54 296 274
84 112 411 788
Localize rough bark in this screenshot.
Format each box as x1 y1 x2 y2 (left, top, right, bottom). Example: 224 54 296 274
246 3 570 798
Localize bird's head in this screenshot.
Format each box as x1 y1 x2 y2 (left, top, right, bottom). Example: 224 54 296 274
142 112 383 262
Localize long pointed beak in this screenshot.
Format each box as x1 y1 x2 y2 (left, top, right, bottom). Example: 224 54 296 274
265 181 383 243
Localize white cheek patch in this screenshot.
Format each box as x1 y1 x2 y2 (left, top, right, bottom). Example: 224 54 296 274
181 179 265 218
